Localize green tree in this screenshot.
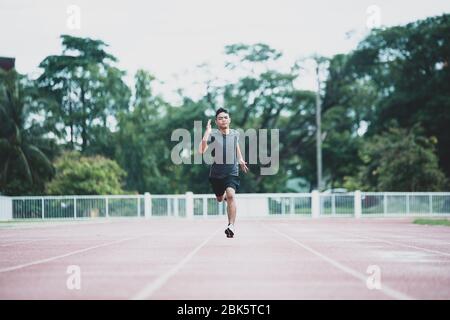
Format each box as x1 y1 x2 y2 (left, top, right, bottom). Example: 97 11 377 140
320 54 378 188
321 106 363 188
348 14 450 179
46 151 126 195
346 126 447 191
115 69 188 194
0 70 57 195
38 35 131 152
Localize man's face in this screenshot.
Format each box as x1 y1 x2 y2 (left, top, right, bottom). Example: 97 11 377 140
215 112 230 129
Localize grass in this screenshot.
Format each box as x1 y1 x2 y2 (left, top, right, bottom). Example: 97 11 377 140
413 218 450 227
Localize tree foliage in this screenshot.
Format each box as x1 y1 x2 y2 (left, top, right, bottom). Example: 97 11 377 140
46 151 126 195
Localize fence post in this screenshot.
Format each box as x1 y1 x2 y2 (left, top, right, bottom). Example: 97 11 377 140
106 197 109 218
354 191 362 219
137 197 140 217
41 198 45 220
429 194 433 215
186 192 194 220
203 197 207 217
74 197 77 219
144 193 151 218
406 194 410 215
311 190 320 218
174 198 179 217
0 196 13 221
332 194 336 216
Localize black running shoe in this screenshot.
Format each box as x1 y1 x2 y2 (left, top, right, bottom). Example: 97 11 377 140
225 224 234 238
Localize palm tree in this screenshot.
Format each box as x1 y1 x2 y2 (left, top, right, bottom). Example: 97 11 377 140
0 69 57 195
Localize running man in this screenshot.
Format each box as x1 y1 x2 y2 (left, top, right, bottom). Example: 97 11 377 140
198 108 249 238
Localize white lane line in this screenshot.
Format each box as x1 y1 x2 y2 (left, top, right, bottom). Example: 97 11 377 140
131 226 222 300
353 230 450 247
262 224 414 300
0 235 144 273
336 226 450 244
335 230 450 258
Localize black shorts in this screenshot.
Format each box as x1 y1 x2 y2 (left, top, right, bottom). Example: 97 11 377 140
209 175 240 197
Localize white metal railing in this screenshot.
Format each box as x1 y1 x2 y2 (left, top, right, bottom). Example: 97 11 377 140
319 193 355 217
1 192 449 220
360 192 450 216
10 195 144 219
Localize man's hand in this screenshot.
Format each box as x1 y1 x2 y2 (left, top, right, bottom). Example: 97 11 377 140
205 119 212 135
239 158 249 173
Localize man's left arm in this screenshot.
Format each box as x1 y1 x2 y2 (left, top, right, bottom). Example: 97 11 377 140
236 143 249 173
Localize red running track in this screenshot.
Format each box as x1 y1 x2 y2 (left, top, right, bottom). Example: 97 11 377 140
0 217 449 300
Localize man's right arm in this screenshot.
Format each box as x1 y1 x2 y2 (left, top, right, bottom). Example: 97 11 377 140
198 119 212 154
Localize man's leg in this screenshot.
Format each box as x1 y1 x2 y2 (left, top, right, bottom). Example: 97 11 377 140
216 191 226 202
225 187 236 225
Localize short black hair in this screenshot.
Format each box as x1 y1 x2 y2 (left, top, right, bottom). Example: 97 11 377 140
215 108 229 118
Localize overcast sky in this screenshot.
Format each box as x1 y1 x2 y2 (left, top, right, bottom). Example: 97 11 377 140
1 0 449 103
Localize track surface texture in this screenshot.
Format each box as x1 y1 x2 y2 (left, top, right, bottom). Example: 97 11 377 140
1 218 449 300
